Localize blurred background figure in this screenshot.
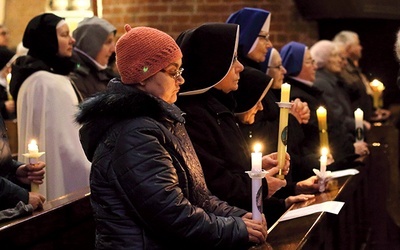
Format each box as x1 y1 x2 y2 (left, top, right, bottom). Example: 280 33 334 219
333 30 391 122
0 25 10 48
0 46 16 119
310 40 369 159
71 16 118 100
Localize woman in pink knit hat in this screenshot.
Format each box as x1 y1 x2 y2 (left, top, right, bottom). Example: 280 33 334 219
76 24 267 249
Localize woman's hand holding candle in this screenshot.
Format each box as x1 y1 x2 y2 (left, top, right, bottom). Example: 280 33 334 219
241 213 268 244
264 167 287 198
15 161 46 185
354 141 370 157
262 152 290 175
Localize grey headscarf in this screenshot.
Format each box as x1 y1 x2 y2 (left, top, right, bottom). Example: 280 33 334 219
73 16 116 59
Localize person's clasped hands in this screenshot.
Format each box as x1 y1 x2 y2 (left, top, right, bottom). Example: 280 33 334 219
290 98 310 124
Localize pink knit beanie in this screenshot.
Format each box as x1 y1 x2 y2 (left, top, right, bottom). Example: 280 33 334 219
116 25 182 84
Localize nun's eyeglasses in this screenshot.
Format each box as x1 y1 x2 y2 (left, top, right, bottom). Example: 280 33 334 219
304 59 315 65
258 34 270 42
267 64 282 69
161 68 184 80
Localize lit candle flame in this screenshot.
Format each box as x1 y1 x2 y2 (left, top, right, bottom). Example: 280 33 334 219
370 79 385 92
321 147 328 156
6 73 11 84
253 143 262 153
28 139 39 154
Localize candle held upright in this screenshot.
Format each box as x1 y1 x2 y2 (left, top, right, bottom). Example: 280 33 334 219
23 139 45 193
276 83 291 180
354 108 364 142
370 79 385 109
318 147 328 192
316 106 329 152
246 143 267 222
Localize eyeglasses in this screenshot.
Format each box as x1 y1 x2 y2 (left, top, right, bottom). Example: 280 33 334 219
267 64 282 69
161 67 184 80
257 34 270 42
232 55 238 63
304 59 315 65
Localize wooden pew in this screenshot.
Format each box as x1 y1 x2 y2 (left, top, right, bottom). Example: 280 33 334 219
250 123 399 249
0 187 94 249
4 119 18 159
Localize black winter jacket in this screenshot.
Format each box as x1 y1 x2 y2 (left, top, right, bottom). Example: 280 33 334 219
76 79 250 250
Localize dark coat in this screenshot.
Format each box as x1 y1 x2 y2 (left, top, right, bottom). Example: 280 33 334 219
76 79 250 250
340 60 374 121
314 69 355 134
176 88 286 225
314 69 356 164
0 85 15 120
70 50 118 100
0 115 27 210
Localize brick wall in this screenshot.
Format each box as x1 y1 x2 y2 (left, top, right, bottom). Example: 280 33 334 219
101 0 319 50
3 0 318 51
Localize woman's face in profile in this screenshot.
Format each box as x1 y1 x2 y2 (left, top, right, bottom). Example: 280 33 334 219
325 48 342 74
57 23 75 57
214 55 244 93
267 51 287 89
141 59 185 104
247 31 273 63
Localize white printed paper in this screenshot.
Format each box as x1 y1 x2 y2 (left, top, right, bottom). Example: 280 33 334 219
278 201 345 222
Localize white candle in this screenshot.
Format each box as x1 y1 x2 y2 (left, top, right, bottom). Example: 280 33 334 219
28 140 39 154
250 143 263 222
251 178 262 222
370 79 385 109
320 147 328 174
251 143 262 172
280 83 291 103
27 139 40 193
354 108 364 142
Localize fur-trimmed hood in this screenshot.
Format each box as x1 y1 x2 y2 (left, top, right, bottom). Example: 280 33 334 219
76 78 185 160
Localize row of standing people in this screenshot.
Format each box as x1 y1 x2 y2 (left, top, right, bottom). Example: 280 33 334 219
0 15 119 203
0 7 393 249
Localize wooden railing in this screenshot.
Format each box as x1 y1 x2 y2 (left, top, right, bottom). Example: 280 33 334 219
0 187 94 249
251 123 399 249
0 124 398 250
